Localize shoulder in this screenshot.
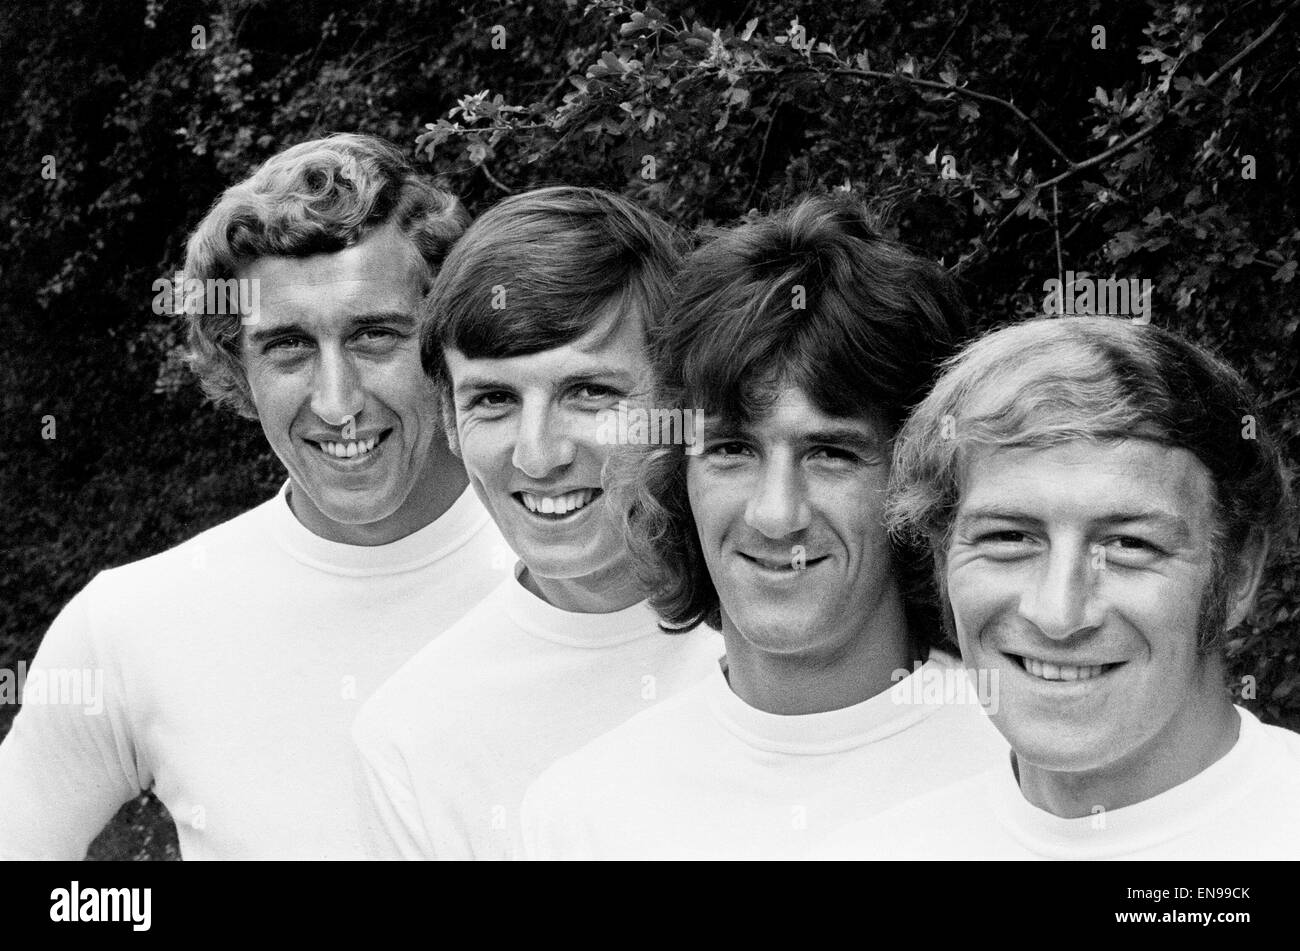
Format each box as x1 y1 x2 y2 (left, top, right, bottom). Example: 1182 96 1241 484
42 499 277 644
525 677 712 803
813 771 996 860
1256 716 1300 755
1245 710 1300 787
88 496 278 599
367 577 515 693
353 579 517 746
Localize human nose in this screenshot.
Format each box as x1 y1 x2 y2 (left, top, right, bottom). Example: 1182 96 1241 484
743 455 812 539
511 399 577 479
1019 541 1105 641
309 346 365 428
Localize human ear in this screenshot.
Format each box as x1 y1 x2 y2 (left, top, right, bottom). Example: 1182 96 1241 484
1224 527 1270 631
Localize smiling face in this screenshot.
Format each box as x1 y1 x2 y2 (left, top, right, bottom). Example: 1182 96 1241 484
239 223 458 544
687 386 905 663
442 303 651 611
945 439 1235 777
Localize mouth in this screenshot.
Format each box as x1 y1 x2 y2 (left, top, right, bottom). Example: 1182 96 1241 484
514 487 603 521
306 428 392 462
739 552 829 573
1008 653 1124 683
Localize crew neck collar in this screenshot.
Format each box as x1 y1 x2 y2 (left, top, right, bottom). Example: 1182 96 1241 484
500 562 662 648
705 651 965 755
267 480 491 576
990 705 1263 859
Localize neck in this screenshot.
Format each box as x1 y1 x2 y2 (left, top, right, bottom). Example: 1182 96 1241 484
289 448 469 546
1016 661 1240 818
520 554 645 614
721 585 914 715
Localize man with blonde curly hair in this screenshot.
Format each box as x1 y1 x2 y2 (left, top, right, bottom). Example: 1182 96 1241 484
0 134 507 859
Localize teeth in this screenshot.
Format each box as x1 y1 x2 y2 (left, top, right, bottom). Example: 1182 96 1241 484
318 436 379 458
520 489 596 515
1023 657 1107 682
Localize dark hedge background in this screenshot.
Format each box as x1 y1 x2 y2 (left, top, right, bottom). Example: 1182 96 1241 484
1 0 1296 860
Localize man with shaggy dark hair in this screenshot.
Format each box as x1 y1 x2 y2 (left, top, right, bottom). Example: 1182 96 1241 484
520 195 1005 859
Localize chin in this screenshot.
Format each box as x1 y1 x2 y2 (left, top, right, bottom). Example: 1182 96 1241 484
1002 721 1117 775
516 547 607 583
311 489 405 527
729 613 817 654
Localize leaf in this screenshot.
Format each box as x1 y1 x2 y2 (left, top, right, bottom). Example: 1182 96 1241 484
740 17 759 42
589 50 627 77
1273 260 1297 283
620 12 648 36
1106 231 1141 261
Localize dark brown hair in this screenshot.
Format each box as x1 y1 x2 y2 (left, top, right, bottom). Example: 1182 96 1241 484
622 194 968 641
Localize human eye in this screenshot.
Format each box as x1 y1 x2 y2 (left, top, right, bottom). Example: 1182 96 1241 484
570 382 625 410
979 530 1029 544
264 335 310 356
969 529 1038 560
577 382 619 399
810 445 862 465
352 326 409 352
462 390 516 413
1099 536 1164 566
704 440 752 460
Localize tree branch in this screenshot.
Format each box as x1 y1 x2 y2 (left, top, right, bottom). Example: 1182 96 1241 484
479 162 513 194
745 97 780 209
927 6 970 74
1205 0 1295 86
1035 0 1297 191
822 66 1076 167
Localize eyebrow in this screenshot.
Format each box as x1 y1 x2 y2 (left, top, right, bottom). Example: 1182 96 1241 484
957 507 1192 541
455 367 638 393
802 428 886 454
712 423 886 456
246 311 417 346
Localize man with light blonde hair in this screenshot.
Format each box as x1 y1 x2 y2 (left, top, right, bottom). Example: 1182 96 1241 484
821 316 1300 859
0 134 507 859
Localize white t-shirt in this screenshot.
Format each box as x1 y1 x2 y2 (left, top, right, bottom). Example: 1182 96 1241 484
520 651 1008 859
0 483 509 860
351 569 723 860
816 705 1300 859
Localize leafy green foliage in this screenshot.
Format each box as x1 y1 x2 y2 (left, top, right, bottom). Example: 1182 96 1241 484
2 0 1296 860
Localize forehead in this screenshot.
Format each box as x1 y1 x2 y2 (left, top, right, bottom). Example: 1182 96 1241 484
238 224 427 327
957 439 1216 525
443 301 648 386
730 386 884 442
